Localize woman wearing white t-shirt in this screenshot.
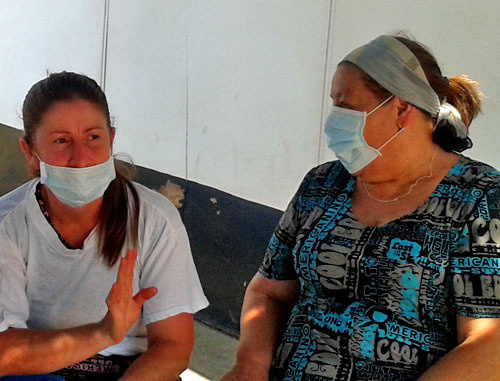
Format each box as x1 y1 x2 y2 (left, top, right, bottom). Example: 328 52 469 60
0 72 208 380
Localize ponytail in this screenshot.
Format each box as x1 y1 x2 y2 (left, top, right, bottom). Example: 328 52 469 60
447 75 483 126
99 163 140 266
394 37 484 127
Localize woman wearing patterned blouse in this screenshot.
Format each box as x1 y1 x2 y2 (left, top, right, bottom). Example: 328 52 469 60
222 35 500 380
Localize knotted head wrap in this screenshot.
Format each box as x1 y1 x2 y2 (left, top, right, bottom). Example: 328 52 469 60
341 35 472 152
433 102 472 152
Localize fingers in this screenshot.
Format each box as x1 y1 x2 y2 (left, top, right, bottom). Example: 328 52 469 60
125 248 138 262
133 287 158 306
117 249 137 287
105 282 118 305
114 249 158 307
108 249 137 305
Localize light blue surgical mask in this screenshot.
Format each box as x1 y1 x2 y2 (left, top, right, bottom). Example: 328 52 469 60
324 95 403 174
38 155 116 208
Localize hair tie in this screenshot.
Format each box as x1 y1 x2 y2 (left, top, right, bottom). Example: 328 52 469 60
433 102 472 152
442 75 449 86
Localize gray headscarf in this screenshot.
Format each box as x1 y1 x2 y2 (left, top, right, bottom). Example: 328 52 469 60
342 35 440 117
341 35 470 149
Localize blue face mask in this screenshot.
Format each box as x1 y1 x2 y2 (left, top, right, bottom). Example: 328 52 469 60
324 95 403 174
39 156 116 208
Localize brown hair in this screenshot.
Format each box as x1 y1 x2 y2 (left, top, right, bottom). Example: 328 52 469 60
22 72 139 267
352 36 483 127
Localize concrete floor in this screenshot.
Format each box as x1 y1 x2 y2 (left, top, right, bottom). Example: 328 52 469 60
183 321 238 380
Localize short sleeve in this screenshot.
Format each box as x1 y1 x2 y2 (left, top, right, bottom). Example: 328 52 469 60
138 204 209 326
451 186 500 318
0 235 29 331
259 169 317 281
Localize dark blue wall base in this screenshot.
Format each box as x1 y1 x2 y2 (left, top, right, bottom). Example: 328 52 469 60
134 165 282 337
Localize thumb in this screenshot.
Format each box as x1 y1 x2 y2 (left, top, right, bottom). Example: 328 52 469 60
133 287 158 305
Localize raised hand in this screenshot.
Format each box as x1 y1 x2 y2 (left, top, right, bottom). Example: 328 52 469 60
100 249 158 343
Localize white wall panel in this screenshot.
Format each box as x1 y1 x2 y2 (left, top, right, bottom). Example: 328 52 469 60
1 1 499 210
105 0 188 179
0 0 104 129
319 0 500 171
186 1 332 210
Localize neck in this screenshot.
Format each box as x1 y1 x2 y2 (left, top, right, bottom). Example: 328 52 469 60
41 185 102 225
357 145 453 203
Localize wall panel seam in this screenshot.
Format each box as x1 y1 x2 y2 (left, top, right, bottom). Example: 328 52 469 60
318 0 336 164
184 25 189 182
100 0 110 91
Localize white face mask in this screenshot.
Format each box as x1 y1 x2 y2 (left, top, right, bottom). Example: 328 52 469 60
324 95 403 174
39 155 116 208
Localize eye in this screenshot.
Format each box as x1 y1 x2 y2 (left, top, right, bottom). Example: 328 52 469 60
331 93 351 108
89 134 101 141
54 137 67 144
334 101 350 108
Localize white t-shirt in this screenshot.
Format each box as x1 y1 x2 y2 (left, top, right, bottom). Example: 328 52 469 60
0 179 209 355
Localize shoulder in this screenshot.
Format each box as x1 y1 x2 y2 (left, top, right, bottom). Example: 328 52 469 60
284 160 351 214
305 160 345 179
441 156 500 224
449 156 500 190
299 160 351 193
0 180 37 255
131 181 183 230
0 179 38 224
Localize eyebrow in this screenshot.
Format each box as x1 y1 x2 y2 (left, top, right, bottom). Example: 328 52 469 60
47 126 106 135
85 126 106 132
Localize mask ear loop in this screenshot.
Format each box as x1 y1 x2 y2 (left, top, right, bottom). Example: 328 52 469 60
33 152 43 163
33 153 46 177
366 95 401 152
376 127 405 152
366 95 394 117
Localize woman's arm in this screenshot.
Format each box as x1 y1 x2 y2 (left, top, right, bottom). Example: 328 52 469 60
0 324 113 376
0 249 156 376
221 273 299 381
119 313 194 380
417 316 500 380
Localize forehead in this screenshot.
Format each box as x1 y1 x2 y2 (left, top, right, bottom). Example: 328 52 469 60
38 98 108 131
330 64 374 103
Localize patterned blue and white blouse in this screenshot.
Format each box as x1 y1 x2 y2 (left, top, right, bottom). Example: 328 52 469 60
260 156 500 381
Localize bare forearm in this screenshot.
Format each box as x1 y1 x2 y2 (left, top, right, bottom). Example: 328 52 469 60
0 250 156 377
222 275 298 381
418 338 500 380
232 274 298 380
0 323 114 376
120 341 191 381
221 293 291 381
234 287 294 373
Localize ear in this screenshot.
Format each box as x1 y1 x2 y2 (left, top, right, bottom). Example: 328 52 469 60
19 137 40 172
110 127 116 147
394 98 415 130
